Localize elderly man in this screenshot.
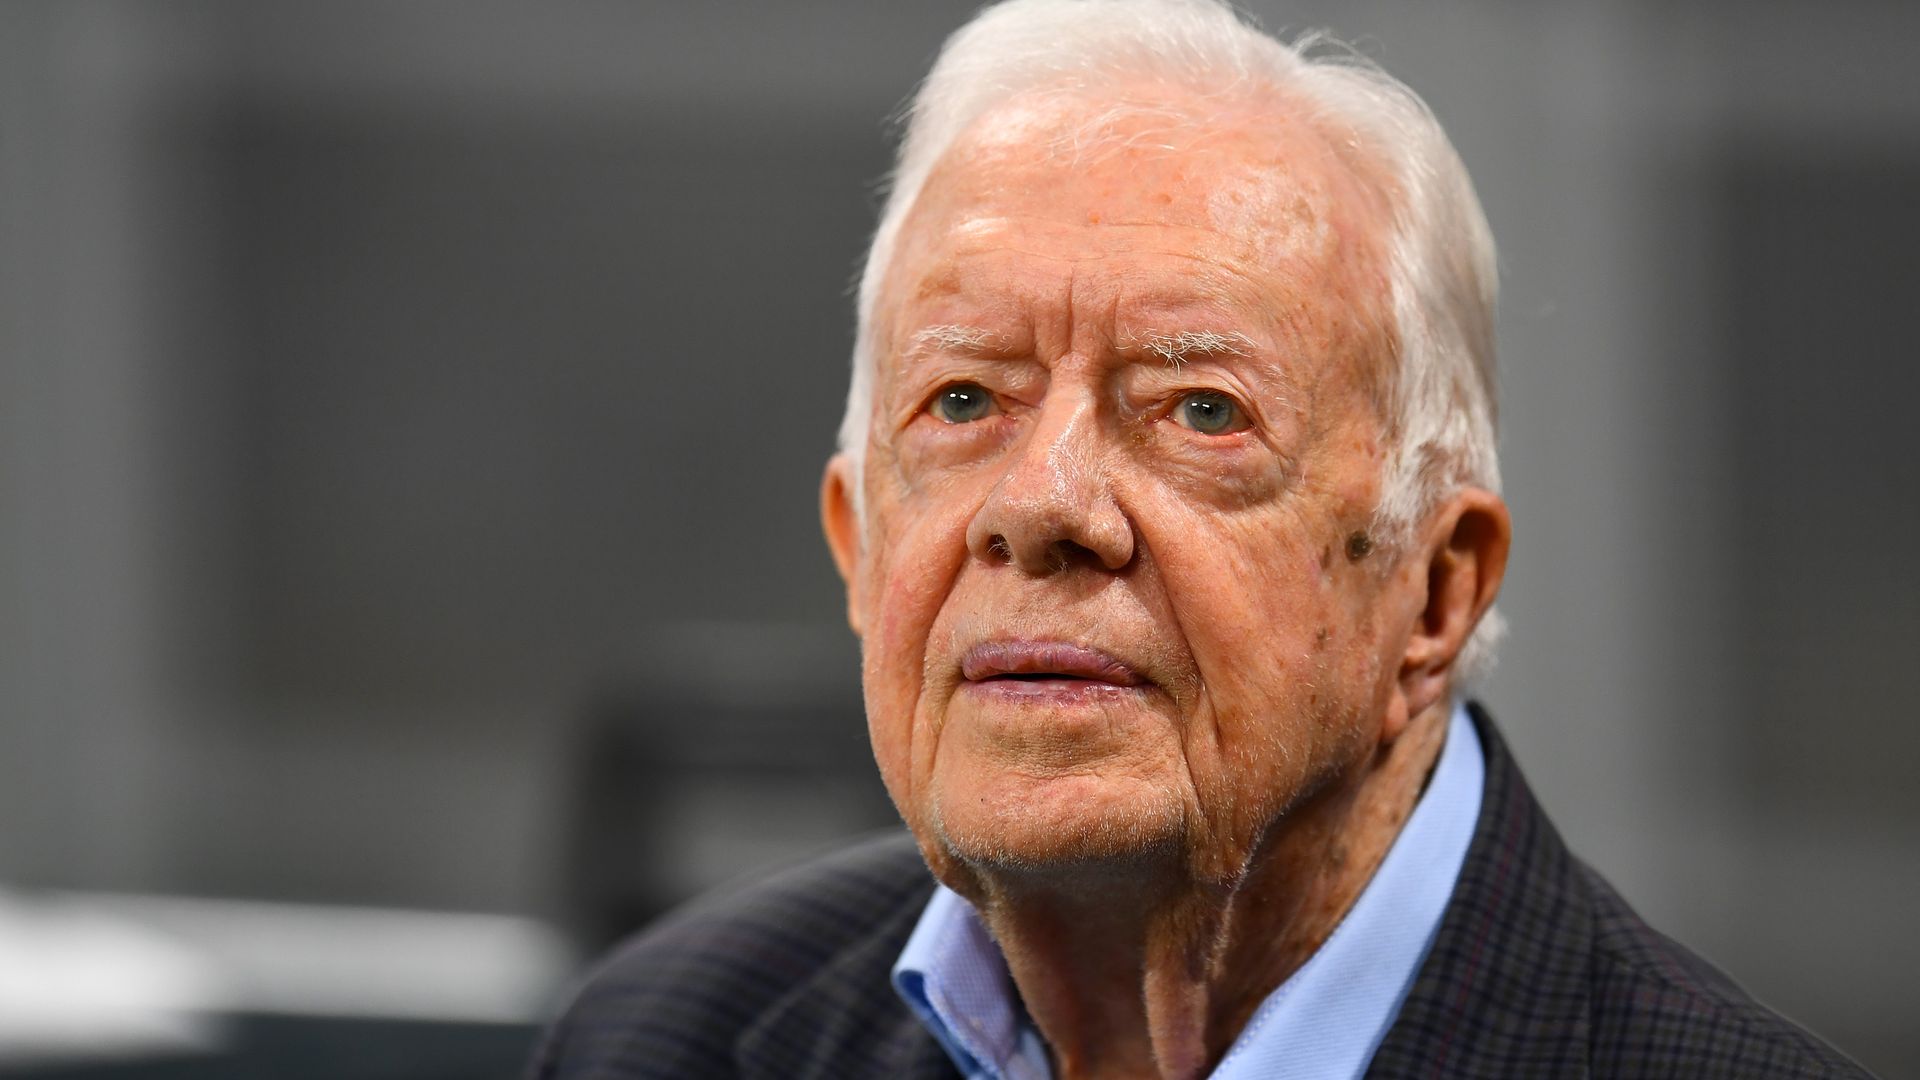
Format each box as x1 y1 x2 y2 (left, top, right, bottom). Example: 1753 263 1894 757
531 1 1869 1077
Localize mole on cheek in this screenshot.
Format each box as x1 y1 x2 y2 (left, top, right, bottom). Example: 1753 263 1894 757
1345 531 1373 562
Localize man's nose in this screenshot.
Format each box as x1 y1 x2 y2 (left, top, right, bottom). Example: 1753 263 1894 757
965 395 1134 574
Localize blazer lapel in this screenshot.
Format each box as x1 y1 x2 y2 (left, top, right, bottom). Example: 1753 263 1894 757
735 874 958 1080
1366 703 1594 1078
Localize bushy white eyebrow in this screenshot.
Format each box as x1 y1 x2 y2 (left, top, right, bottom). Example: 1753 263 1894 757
906 325 1257 366
909 324 1001 353
1120 329 1256 367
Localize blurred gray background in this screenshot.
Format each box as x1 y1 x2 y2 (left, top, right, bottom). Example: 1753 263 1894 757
3 1 1916 1076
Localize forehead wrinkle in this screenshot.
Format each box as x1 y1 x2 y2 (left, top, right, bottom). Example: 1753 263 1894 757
887 209 1384 389
934 222 1283 273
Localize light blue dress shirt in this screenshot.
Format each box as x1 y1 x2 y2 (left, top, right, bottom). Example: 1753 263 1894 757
892 701 1485 1080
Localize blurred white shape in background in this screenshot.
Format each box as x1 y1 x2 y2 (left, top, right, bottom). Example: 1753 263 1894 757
0 888 230 1065
0 887 574 1065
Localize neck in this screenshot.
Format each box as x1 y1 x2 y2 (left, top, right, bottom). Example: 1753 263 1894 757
955 706 1451 1080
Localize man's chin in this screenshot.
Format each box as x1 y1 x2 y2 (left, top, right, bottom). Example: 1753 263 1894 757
926 774 1189 881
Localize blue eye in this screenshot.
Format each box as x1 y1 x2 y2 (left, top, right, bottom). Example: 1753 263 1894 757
930 383 995 424
1174 391 1245 435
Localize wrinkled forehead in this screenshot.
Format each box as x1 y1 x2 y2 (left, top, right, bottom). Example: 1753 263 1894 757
879 82 1397 356
937 88 1358 225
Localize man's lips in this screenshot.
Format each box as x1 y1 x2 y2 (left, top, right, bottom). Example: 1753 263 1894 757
959 640 1146 687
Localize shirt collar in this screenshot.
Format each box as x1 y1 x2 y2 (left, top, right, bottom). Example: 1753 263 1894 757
892 700 1485 1080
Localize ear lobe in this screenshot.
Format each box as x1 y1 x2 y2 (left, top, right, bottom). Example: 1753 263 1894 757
820 454 864 637
1396 488 1511 726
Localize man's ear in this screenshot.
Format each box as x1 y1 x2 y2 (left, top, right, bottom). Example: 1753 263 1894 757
1394 487 1511 735
820 454 864 637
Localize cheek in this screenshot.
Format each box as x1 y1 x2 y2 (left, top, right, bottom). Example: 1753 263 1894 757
856 473 983 809
1151 502 1381 853
1158 506 1334 691
859 475 984 671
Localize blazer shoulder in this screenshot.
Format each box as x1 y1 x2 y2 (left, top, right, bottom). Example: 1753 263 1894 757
528 830 934 1080
1577 862 1875 1079
1372 708 1876 1080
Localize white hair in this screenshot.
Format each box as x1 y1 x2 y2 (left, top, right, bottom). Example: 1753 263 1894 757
836 0 1504 675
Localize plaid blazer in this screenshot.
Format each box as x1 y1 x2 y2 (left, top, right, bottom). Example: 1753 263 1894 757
530 705 1872 1078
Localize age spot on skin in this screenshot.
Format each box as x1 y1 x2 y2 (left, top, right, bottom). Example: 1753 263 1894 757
1345 531 1373 562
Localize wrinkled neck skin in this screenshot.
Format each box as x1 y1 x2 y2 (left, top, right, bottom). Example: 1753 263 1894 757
945 702 1450 1080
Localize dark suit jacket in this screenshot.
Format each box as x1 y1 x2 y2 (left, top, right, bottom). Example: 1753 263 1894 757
529 706 1872 1078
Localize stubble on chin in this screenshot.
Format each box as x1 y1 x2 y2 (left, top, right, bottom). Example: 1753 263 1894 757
924 774 1193 888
